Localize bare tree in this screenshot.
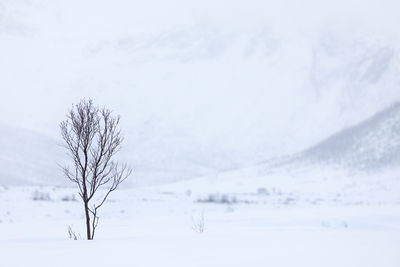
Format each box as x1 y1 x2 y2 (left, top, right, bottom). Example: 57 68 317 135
60 99 132 240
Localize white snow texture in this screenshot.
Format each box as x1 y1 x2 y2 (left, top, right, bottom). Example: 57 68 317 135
0 1 400 267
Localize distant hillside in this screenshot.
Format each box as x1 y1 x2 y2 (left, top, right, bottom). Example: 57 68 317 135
1 0 400 185
296 102 400 170
0 124 64 186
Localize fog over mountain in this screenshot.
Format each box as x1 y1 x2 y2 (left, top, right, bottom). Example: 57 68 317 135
1 0 400 185
299 102 400 170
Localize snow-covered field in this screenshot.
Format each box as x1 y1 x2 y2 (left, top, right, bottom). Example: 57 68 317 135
1 165 400 267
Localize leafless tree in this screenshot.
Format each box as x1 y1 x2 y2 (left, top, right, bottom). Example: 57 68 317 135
60 99 132 240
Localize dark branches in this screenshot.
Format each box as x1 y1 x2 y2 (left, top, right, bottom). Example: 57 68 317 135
60 99 132 240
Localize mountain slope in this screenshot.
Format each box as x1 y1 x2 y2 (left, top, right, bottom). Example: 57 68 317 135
294 102 400 170
0 124 64 185
1 0 400 185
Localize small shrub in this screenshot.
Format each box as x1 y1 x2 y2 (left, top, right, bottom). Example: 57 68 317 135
68 226 80 240
191 211 205 233
196 193 238 204
185 189 192 197
257 187 269 195
32 190 51 201
61 194 78 202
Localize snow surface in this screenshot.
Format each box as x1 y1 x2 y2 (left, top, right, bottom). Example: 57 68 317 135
1 166 400 266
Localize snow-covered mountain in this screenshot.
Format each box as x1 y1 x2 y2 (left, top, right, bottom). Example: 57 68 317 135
297 102 400 170
0 123 64 185
1 0 400 185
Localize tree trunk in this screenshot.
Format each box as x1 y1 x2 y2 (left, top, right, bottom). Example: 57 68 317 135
84 201 92 240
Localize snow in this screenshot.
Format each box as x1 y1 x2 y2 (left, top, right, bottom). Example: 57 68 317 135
1 165 400 266
1 0 400 184
1 0 400 266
